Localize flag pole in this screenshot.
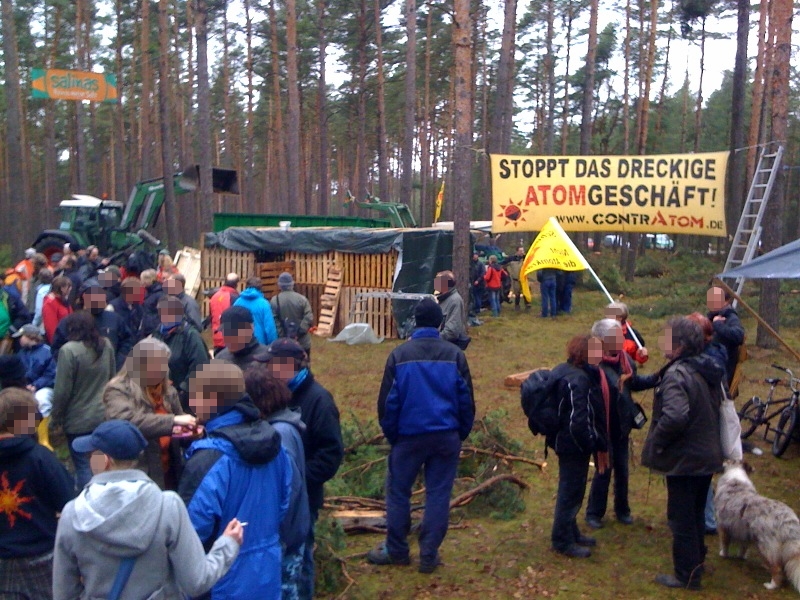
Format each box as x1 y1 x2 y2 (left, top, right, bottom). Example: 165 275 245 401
583 261 643 349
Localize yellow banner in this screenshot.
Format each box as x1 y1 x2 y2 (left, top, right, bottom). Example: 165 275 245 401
519 217 589 302
434 181 444 223
31 69 118 103
491 152 729 237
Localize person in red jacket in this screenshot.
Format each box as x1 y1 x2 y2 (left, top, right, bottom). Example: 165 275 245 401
482 256 504 317
604 302 649 365
41 276 73 344
210 273 240 355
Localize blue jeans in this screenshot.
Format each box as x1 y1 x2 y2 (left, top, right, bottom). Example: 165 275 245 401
666 475 711 586
471 286 483 313
67 433 93 490
488 289 501 316
560 280 575 313
704 484 716 530
385 431 461 563
540 278 557 317
586 433 630 521
551 452 590 551
298 509 317 600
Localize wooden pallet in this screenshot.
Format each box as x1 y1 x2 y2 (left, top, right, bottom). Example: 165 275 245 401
315 265 343 337
174 247 203 299
258 261 295 299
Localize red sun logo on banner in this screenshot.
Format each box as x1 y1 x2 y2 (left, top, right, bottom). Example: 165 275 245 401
497 199 527 226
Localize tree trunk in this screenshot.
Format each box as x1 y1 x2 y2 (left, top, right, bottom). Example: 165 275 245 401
419 1 433 226
316 0 330 215
195 0 213 233
243 0 255 210
269 0 288 212
489 0 516 154
286 0 302 212
399 0 417 206
452 0 473 305
560 2 575 154
373 0 389 203
579 0 598 156
158 0 179 249
746 0 769 184
692 18 706 153
756 0 792 348
726 0 749 237
74 0 88 190
1 0 30 253
355 0 369 199
543 0 555 153
114 0 127 204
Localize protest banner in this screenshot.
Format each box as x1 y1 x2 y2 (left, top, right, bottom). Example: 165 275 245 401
491 152 728 236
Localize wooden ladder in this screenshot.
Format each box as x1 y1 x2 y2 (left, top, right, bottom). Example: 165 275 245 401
315 265 343 337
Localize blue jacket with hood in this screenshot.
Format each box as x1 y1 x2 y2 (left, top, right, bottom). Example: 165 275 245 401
233 288 278 345
377 327 475 444
178 397 292 600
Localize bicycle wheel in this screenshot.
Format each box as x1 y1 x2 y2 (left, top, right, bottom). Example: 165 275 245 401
739 397 765 439
772 406 798 457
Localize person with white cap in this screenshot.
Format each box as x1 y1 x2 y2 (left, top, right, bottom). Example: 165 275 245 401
269 272 313 357
53 419 243 600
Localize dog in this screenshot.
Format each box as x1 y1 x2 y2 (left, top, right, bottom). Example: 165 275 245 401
714 460 800 592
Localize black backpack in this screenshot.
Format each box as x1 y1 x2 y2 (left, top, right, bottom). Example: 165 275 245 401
520 369 560 437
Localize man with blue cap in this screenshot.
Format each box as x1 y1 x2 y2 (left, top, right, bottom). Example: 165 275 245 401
53 420 243 600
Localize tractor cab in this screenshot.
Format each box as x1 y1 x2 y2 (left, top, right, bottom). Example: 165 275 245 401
57 195 125 254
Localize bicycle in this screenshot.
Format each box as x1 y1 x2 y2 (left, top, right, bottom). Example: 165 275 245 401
738 363 800 457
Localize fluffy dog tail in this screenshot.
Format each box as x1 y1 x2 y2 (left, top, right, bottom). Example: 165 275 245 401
782 539 800 593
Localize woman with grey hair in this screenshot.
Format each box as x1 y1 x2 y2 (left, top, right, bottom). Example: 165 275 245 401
605 301 649 365
103 337 197 489
585 318 658 530
643 316 724 590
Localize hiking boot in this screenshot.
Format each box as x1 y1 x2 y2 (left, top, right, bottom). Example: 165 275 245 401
576 535 596 547
366 544 410 566
418 555 442 574
554 544 591 558
655 574 701 591
616 513 634 525
585 517 604 529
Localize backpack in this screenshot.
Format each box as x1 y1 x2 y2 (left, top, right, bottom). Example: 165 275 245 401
520 368 559 437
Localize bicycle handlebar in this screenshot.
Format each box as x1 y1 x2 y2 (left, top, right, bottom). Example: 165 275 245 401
771 364 800 393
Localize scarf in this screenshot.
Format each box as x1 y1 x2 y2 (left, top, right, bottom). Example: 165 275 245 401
287 367 310 392
595 352 633 473
146 382 172 476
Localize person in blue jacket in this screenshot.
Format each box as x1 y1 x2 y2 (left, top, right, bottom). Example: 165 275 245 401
179 361 292 600
233 277 278 345
14 324 56 418
367 298 475 574
244 366 310 600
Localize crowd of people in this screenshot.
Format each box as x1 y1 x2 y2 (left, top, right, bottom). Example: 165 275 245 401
469 248 577 319
0 236 748 597
545 284 745 591
0 244 342 599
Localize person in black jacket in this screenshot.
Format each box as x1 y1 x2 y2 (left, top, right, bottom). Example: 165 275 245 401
214 306 269 371
140 269 165 338
549 334 606 559
108 277 145 343
152 296 210 412
585 319 659 530
0 388 75 599
50 287 133 372
706 285 745 389
256 338 343 599
643 317 724 591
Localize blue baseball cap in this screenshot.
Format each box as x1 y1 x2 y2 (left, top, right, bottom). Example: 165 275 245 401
72 420 147 460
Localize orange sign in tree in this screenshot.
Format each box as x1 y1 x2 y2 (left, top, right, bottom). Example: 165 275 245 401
31 69 117 103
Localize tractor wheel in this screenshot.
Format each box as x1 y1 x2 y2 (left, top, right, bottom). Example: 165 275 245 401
34 235 69 265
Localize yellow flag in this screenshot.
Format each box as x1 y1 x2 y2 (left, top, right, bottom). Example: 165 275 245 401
520 217 590 302
434 181 444 223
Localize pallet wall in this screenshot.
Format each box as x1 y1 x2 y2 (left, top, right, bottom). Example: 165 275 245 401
202 246 400 337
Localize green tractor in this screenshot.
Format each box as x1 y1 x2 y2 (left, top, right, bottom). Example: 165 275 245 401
344 191 417 228
33 166 238 264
